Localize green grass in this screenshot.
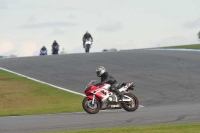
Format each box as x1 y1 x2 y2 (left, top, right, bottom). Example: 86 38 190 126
163 44 200 49
0 69 84 116
41 123 200 133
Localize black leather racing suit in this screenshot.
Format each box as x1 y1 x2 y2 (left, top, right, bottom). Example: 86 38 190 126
82 33 93 47
52 41 59 48
97 72 123 98
52 41 59 54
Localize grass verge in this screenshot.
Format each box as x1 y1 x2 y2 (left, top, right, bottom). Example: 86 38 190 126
0 69 84 116
41 123 200 133
163 44 200 49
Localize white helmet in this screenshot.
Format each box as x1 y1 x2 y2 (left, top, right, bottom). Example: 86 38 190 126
96 66 106 77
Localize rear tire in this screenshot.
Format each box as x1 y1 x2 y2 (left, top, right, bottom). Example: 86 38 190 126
82 97 101 114
121 93 139 112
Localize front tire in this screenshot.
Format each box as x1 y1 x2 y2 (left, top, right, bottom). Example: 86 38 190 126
82 97 101 114
85 44 90 53
121 93 139 112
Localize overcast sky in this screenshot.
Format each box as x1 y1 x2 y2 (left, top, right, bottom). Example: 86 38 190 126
0 0 200 57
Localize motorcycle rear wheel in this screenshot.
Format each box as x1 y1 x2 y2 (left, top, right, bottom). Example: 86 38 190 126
121 93 139 112
82 97 100 114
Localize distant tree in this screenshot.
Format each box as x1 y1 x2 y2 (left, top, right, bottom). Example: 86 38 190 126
198 31 200 40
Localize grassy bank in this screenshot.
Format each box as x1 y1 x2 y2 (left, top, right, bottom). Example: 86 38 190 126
0 69 84 116
164 44 200 49
41 123 200 133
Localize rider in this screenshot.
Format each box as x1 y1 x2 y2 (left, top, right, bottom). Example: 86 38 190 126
82 31 93 48
95 66 124 100
52 40 59 48
41 46 47 51
52 40 59 54
40 46 47 55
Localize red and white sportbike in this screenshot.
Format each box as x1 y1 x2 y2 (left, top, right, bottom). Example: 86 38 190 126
82 80 139 114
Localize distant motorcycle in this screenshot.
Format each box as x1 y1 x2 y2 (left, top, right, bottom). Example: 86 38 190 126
52 45 59 55
82 80 139 114
40 49 47 55
84 38 92 53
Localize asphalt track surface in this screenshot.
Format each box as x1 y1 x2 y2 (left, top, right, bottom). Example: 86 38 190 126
0 50 200 133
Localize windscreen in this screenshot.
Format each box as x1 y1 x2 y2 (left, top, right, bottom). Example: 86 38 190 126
85 80 96 91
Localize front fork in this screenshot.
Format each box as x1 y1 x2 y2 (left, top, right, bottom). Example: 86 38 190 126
92 95 95 105
86 94 96 105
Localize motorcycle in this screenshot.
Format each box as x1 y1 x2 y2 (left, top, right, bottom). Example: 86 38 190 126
84 38 92 53
82 80 139 114
40 49 47 55
52 45 59 55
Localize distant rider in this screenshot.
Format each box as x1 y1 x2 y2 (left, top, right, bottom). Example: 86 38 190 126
82 31 93 48
52 40 59 48
40 46 47 55
95 66 124 100
52 40 59 54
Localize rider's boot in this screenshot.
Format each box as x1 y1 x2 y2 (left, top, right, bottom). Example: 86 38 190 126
115 89 123 100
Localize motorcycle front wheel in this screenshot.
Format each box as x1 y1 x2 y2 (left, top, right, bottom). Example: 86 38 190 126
85 44 90 53
82 97 101 114
121 93 139 112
